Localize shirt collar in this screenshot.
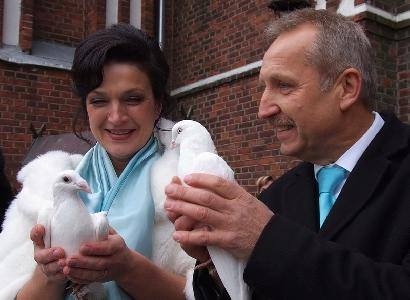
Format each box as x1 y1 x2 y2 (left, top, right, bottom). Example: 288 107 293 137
314 111 385 179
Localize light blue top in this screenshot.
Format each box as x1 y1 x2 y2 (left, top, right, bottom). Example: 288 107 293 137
66 136 159 299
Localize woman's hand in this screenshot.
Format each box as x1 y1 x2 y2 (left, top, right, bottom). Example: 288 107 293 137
63 228 133 284
30 224 67 283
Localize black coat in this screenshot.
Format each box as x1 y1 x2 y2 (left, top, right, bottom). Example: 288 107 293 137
194 113 410 300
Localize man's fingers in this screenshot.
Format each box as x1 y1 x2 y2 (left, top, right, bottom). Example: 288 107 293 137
165 200 224 226
165 183 228 211
173 229 221 247
184 173 241 199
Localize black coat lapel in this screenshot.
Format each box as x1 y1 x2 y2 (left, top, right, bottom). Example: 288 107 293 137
319 113 409 239
282 163 318 232
319 156 390 239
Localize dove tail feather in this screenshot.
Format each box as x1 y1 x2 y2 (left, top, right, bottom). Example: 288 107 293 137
184 268 195 300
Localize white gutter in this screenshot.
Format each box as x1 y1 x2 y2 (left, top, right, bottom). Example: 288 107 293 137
106 0 119 26
130 0 141 29
158 0 165 48
315 0 326 10
3 0 21 46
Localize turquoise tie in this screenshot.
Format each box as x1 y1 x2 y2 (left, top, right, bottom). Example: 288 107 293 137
317 165 348 227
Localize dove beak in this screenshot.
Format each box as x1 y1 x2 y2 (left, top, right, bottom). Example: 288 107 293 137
170 141 176 149
77 181 92 193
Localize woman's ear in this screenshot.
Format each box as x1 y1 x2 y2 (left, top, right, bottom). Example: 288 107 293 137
334 68 362 111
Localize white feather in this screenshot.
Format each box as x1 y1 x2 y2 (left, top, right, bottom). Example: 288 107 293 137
0 151 83 299
151 118 196 278
171 120 250 300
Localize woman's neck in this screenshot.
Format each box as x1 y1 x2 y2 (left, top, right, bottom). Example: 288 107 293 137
111 157 130 175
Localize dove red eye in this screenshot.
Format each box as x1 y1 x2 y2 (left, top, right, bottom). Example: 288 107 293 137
63 176 70 183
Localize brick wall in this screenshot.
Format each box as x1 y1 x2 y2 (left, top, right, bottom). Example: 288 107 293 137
85 0 106 36
397 26 410 122
361 19 398 113
365 0 407 14
20 0 34 52
141 0 155 37
118 0 130 24
33 0 85 46
0 62 77 190
396 1 410 14
167 0 275 89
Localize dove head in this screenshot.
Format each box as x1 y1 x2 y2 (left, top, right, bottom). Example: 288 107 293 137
53 170 92 196
171 120 214 150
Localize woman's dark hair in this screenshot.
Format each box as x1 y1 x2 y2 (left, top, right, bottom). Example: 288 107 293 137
71 24 171 140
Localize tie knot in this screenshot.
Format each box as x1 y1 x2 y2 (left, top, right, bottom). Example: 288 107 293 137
317 165 348 194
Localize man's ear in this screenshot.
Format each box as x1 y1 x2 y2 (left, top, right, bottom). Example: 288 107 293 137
334 68 362 111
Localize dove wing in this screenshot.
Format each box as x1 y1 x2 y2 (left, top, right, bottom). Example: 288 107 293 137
37 206 54 248
90 212 109 241
192 152 234 181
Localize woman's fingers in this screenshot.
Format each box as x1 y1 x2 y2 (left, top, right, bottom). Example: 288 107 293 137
79 234 123 256
66 256 107 271
65 268 107 284
174 215 197 231
41 258 65 276
30 224 45 248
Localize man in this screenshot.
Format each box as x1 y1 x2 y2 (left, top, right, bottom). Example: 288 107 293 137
165 8 410 299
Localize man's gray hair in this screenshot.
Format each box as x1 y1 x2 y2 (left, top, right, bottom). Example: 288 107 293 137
266 9 377 107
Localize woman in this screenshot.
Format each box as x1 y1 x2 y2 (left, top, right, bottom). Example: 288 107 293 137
16 24 190 299
256 175 274 197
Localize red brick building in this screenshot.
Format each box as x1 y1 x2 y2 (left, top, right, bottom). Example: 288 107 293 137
0 0 408 195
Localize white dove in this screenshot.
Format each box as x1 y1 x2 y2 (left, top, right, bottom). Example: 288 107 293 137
171 120 250 300
151 118 196 274
151 118 196 299
38 170 109 300
0 151 83 300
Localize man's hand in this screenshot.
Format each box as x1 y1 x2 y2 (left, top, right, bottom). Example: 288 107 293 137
166 176 210 262
165 173 274 259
